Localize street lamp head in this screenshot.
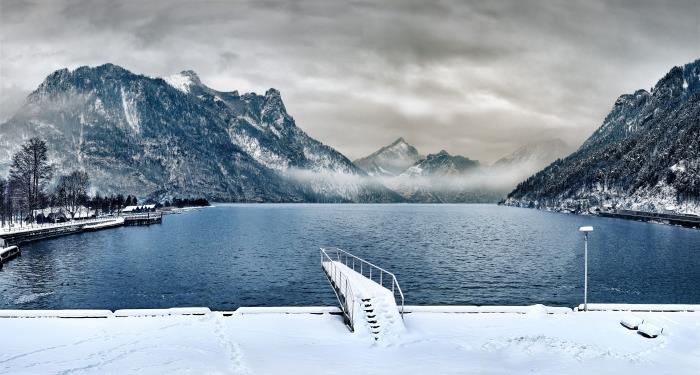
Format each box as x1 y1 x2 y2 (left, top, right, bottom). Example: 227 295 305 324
579 226 593 232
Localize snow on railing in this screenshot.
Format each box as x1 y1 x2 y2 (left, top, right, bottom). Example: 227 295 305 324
122 212 163 220
0 217 116 234
320 248 357 331
320 247 405 320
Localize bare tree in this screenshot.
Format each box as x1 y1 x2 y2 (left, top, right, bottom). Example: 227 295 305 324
56 170 90 220
9 138 53 221
7 178 26 226
0 177 6 227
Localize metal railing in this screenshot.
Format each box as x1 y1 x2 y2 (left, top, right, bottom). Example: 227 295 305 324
320 248 357 331
320 247 405 319
0 217 116 234
122 212 163 220
0 211 162 235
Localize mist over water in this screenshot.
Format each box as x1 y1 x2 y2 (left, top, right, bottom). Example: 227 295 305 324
287 162 542 202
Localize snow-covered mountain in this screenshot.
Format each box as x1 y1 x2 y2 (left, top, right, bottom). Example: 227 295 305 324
401 150 479 177
378 150 501 203
0 64 401 202
493 138 570 170
504 59 700 214
357 137 564 203
353 137 423 177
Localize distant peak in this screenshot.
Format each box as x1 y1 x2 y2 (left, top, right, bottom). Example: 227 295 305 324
436 150 450 156
265 88 281 97
163 70 201 93
179 70 201 85
263 88 285 109
96 63 124 71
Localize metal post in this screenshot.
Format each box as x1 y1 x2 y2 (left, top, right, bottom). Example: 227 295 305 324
579 226 593 312
578 226 593 311
584 232 588 312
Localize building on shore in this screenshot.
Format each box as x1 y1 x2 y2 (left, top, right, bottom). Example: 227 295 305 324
122 204 156 214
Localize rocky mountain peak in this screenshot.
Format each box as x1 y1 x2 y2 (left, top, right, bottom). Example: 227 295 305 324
265 88 281 98
179 70 202 85
163 70 202 93
404 150 479 177
353 137 423 177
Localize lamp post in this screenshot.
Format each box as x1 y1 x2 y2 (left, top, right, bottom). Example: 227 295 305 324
579 226 593 311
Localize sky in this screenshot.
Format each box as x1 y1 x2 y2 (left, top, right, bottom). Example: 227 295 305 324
0 0 698 163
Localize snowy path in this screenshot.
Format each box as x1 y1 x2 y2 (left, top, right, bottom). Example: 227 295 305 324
1 308 699 374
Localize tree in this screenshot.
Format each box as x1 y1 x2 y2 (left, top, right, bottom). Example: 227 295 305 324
115 194 125 214
9 138 53 221
56 170 90 219
7 178 25 226
90 192 103 216
0 177 6 227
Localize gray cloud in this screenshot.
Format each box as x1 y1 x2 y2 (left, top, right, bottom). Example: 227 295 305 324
1 0 698 162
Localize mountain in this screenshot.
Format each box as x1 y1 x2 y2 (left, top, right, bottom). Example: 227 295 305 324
353 137 423 176
401 150 479 177
504 59 700 214
383 150 500 202
493 138 570 170
0 64 401 202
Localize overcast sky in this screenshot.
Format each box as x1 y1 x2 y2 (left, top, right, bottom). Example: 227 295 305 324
1 0 698 162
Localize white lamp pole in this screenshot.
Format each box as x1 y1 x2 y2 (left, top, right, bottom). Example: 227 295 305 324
579 226 593 311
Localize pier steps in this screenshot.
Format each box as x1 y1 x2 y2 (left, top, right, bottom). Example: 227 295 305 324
320 248 405 340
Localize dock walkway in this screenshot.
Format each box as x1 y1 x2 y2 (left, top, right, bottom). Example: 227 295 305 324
0 212 163 246
0 218 116 246
320 247 404 340
598 210 700 228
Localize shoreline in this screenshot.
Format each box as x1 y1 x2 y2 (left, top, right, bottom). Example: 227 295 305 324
2 303 699 318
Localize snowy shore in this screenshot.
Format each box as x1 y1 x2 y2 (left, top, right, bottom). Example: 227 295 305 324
1 305 699 374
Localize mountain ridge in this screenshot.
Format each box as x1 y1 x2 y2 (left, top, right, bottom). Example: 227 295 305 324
504 59 700 214
0 63 401 202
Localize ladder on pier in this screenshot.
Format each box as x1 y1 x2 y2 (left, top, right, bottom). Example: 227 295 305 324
320 247 405 340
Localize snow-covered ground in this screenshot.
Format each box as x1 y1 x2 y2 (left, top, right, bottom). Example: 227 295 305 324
1 306 698 374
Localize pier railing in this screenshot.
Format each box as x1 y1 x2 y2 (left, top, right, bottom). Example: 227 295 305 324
320 248 357 330
320 247 405 319
0 217 114 235
122 212 163 220
1 212 162 235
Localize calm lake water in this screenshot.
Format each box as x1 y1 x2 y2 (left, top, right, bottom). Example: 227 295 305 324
1 204 699 310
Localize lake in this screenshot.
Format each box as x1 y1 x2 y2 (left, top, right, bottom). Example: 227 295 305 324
1 204 699 310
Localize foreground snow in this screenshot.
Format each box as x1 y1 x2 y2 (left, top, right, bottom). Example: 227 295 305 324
1 306 699 374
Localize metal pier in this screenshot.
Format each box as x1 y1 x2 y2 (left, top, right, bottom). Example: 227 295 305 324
320 247 404 339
